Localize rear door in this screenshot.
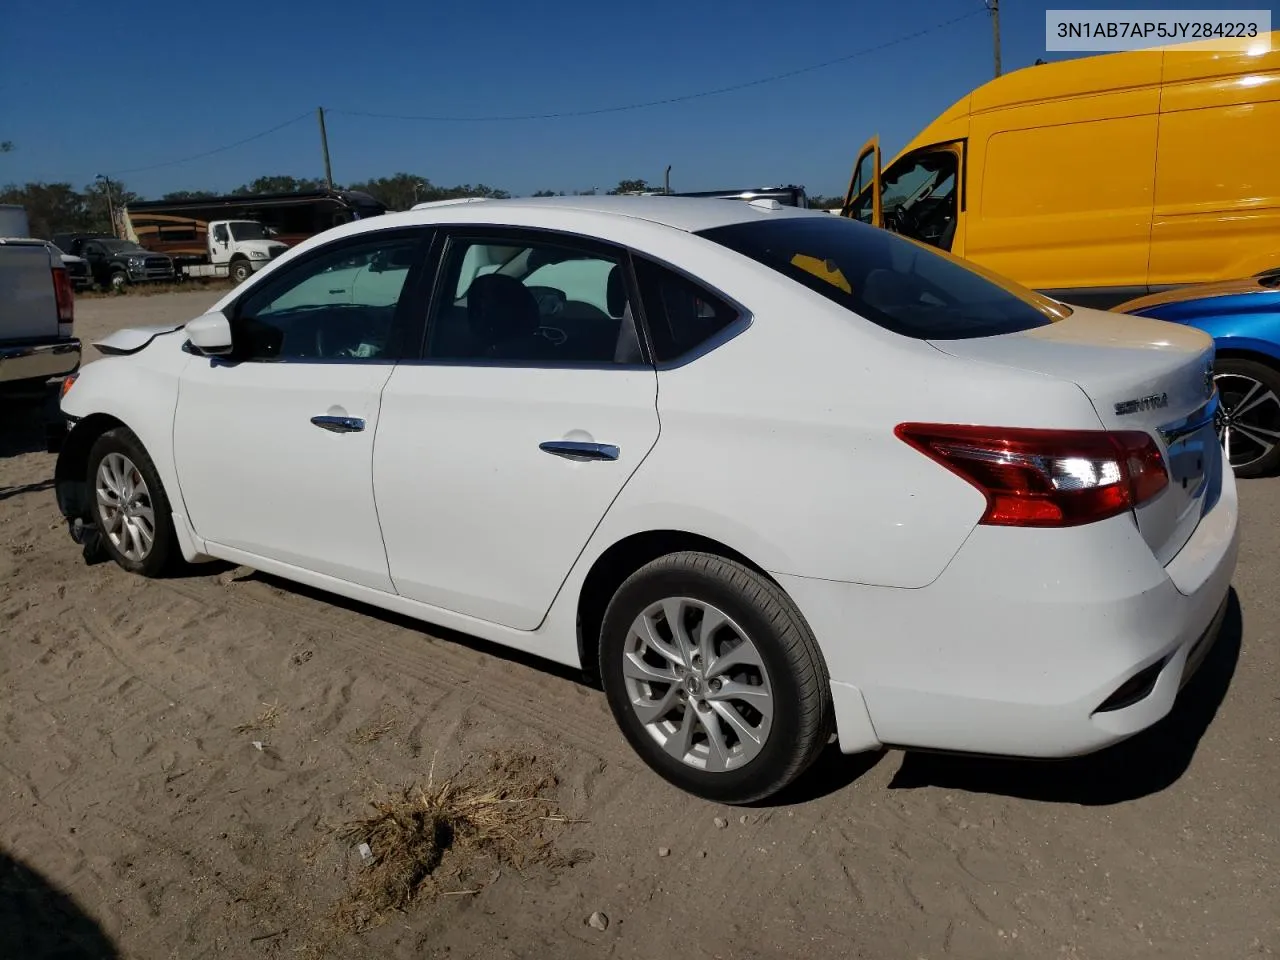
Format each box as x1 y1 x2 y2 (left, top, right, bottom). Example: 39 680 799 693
374 227 660 630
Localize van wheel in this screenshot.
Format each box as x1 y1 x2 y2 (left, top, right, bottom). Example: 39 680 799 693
1215 358 1280 478
598 552 832 804
230 259 253 284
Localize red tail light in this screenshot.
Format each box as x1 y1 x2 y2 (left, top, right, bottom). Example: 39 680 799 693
896 423 1168 527
52 266 74 326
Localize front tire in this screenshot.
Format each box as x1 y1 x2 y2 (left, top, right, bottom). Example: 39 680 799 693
1215 358 1280 479
86 427 180 577
599 552 833 804
108 269 128 292
230 258 253 284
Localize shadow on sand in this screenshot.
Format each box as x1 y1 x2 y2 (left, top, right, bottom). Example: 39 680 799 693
0 847 118 959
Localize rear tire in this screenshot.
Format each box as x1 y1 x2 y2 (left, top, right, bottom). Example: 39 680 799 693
1216 358 1280 479
86 427 181 577
599 551 833 804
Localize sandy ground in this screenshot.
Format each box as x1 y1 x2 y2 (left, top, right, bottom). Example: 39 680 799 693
2 290 1278 960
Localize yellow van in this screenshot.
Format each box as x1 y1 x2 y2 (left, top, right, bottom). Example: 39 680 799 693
842 33 1280 308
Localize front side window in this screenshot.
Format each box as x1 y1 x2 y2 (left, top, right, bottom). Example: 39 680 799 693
698 215 1070 341
212 224 229 244
850 148 960 251
229 221 268 241
230 232 422 362
426 234 643 365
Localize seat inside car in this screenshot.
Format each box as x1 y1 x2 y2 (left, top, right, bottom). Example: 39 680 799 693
467 273 555 360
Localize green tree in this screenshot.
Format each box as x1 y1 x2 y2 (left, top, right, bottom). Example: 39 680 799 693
82 179 140 234
161 190 219 201
609 179 650 195
344 173 434 210
530 189 563 197
233 175 326 196
0 181 90 238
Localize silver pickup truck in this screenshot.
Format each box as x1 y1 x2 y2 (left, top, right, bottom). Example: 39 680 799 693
1 204 82 402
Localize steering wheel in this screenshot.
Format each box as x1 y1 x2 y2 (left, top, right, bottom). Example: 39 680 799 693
528 286 567 317
884 205 918 237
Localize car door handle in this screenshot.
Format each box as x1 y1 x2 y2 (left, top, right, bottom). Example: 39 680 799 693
311 415 365 433
539 440 619 461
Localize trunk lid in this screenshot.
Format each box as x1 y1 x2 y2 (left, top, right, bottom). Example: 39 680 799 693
929 306 1220 566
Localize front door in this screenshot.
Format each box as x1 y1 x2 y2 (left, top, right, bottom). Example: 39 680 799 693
173 227 430 590
842 135 882 225
374 227 661 630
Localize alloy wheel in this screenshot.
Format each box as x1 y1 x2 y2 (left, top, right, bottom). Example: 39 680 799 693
622 597 773 773
1214 372 1280 471
95 452 156 562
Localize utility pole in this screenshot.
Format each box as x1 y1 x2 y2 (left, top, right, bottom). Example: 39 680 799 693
95 174 117 237
988 0 1002 78
317 107 334 189
664 165 672 194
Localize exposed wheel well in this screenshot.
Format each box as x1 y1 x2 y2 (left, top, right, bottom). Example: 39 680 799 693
54 413 126 520
1214 347 1280 370
575 530 771 684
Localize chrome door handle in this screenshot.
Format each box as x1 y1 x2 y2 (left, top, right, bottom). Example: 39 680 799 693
539 440 619 461
311 415 365 433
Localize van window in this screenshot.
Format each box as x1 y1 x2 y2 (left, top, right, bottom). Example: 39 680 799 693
869 149 960 251
697 216 1070 340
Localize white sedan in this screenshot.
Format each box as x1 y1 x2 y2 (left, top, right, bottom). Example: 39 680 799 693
52 196 1239 803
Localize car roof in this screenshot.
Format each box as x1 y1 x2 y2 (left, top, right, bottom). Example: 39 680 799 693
393 194 826 234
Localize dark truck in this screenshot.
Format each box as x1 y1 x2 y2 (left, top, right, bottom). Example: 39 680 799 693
53 234 176 291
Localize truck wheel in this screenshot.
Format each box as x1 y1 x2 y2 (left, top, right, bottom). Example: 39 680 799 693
109 269 128 292
230 259 253 284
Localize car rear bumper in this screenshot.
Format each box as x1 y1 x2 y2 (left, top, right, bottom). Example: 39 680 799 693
0 338 81 385
779 456 1240 758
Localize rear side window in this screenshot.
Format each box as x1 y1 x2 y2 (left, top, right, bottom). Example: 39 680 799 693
634 257 740 362
697 216 1070 340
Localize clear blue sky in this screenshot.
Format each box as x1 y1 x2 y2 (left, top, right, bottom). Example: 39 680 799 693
0 0 1241 199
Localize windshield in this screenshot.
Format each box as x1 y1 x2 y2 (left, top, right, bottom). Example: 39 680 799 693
229 221 269 241
97 239 147 254
697 216 1071 340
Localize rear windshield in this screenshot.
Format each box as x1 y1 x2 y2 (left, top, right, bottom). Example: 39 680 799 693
697 216 1071 340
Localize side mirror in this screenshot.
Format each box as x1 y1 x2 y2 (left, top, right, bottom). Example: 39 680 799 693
186 312 233 356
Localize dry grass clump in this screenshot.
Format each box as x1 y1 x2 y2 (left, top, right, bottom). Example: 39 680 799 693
331 751 588 932
233 702 280 733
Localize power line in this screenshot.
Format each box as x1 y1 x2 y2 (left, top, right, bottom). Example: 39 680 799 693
330 6 987 124
106 111 313 176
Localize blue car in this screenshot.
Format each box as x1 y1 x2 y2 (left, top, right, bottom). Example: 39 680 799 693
1117 271 1280 479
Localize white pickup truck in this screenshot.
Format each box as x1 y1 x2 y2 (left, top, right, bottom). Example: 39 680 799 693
1 205 82 403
